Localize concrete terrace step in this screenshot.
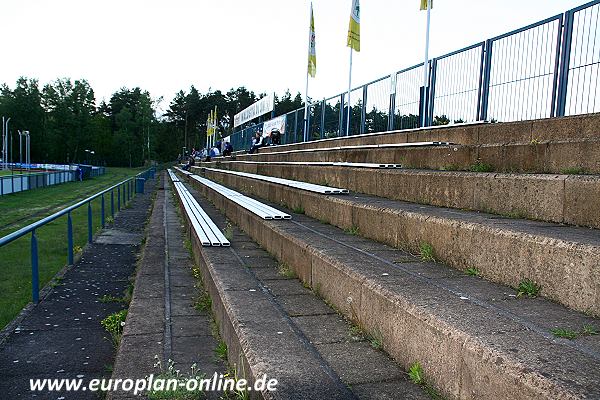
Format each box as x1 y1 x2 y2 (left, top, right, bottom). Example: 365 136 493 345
255 113 600 153
231 138 600 175
174 177 429 400
195 162 600 230
184 168 600 317
178 170 600 400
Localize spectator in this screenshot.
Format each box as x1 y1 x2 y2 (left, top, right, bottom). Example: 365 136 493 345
209 146 221 158
249 130 266 154
223 141 233 156
270 128 282 146
182 155 195 171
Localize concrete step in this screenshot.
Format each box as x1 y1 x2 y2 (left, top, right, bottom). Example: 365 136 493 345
255 113 600 153
231 138 600 175
179 170 600 400
186 168 600 317
194 162 600 230
176 179 429 399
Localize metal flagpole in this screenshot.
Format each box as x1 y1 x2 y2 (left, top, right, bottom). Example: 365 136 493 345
303 3 312 143
347 48 353 136
422 0 432 127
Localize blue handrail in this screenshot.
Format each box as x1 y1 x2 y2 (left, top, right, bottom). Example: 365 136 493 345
0 167 155 303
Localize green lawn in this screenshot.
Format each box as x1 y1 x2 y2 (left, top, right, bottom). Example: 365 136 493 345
0 167 145 329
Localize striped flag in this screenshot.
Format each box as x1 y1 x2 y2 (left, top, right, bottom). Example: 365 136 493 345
308 3 317 77
347 0 360 52
420 0 432 10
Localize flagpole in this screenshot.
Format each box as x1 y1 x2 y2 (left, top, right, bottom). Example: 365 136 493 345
304 2 313 143
347 47 353 136
422 1 431 127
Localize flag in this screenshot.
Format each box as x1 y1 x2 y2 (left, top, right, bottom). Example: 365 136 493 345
308 3 317 78
420 0 432 10
347 0 360 52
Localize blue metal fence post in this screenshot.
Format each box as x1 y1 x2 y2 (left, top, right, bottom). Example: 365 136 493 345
556 10 574 117
361 85 368 134
479 39 494 121
87 202 92 243
117 186 121 211
110 190 114 218
67 212 73 265
428 59 438 126
339 94 345 136
101 194 105 228
31 230 39 303
320 101 326 139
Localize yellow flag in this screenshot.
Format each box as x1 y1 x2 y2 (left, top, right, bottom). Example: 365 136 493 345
347 0 360 52
420 0 432 10
308 3 317 78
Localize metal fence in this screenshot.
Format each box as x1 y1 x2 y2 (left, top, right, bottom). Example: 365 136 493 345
0 167 106 196
0 168 155 303
228 0 600 149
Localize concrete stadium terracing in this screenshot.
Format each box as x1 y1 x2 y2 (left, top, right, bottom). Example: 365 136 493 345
110 113 598 399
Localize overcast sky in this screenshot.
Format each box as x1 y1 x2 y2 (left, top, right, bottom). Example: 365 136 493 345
1 0 586 113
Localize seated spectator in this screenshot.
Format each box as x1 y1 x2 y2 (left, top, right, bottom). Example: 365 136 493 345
223 141 234 156
209 146 221 158
270 128 282 146
249 130 266 154
182 155 195 171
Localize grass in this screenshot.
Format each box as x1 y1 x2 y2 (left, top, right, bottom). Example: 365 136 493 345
223 222 234 241
215 340 228 361
292 205 305 214
148 357 205 400
550 328 578 340
560 167 586 175
465 267 481 277
408 362 444 400
516 279 541 298
100 309 128 348
277 262 297 279
582 325 599 336
194 291 212 312
344 225 360 236
469 162 494 173
408 362 424 385
419 242 435 262
0 167 143 330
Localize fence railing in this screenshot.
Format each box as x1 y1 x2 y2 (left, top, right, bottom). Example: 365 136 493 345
0 166 107 196
230 0 600 150
0 168 155 304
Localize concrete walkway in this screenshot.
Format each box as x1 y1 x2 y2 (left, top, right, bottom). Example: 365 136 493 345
109 177 226 399
0 177 156 399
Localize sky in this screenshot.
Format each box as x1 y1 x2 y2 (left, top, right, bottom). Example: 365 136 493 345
0 0 587 114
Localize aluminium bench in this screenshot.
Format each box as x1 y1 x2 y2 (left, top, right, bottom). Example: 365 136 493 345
202 167 349 195
185 174 291 220
168 169 230 247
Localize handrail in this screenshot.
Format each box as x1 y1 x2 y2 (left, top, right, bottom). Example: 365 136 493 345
0 168 152 247
0 167 155 304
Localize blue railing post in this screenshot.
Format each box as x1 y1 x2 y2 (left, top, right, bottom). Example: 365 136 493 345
339 93 345 136
479 39 493 121
101 194 105 228
67 212 73 265
361 85 368 134
117 186 121 211
87 202 92 244
31 230 39 303
428 59 438 126
110 190 115 218
556 10 574 117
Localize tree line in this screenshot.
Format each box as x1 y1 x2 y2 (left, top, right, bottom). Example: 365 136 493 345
0 77 304 167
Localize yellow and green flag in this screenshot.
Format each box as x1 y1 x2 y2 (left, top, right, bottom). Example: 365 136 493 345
308 3 317 78
420 0 432 10
347 0 360 52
